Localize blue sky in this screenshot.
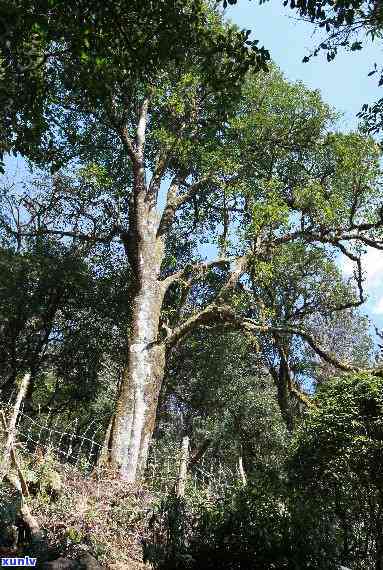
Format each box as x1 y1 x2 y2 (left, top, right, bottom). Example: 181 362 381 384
226 0 382 128
226 0 383 331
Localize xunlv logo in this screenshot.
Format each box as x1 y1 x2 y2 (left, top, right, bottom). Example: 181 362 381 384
1 558 37 567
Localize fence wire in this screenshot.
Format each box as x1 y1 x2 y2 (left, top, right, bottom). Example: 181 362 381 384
0 401 238 497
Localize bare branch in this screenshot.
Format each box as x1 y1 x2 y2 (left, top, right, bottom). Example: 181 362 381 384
164 303 237 347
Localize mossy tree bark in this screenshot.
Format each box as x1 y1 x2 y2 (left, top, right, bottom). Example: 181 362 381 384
108 207 167 480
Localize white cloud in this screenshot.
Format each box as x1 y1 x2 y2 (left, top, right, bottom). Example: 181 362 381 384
373 297 383 315
340 255 354 277
363 248 383 288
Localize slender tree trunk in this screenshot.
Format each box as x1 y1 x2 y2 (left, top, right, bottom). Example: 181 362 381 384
0 372 30 483
176 435 189 497
238 455 247 487
107 201 167 481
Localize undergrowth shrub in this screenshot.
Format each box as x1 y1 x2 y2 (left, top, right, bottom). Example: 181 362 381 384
144 473 341 570
0 448 153 566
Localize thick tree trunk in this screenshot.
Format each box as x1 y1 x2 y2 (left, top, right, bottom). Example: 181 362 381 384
107 202 167 481
109 294 165 481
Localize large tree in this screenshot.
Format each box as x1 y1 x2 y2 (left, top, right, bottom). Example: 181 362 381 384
2 31 383 482
0 1 269 481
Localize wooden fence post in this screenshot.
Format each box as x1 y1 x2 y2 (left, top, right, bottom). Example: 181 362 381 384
0 372 30 482
176 436 189 498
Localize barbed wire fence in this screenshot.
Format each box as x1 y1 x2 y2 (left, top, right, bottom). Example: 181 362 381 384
0 399 239 498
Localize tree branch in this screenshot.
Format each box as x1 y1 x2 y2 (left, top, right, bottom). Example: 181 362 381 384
216 255 248 302
276 341 314 409
164 255 248 346
161 257 233 293
164 303 238 348
165 299 360 377
157 173 187 236
157 174 215 236
136 97 149 161
121 124 139 165
148 153 168 197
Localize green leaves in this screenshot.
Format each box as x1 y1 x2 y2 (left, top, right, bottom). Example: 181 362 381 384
78 162 113 189
288 372 383 566
1 0 270 166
